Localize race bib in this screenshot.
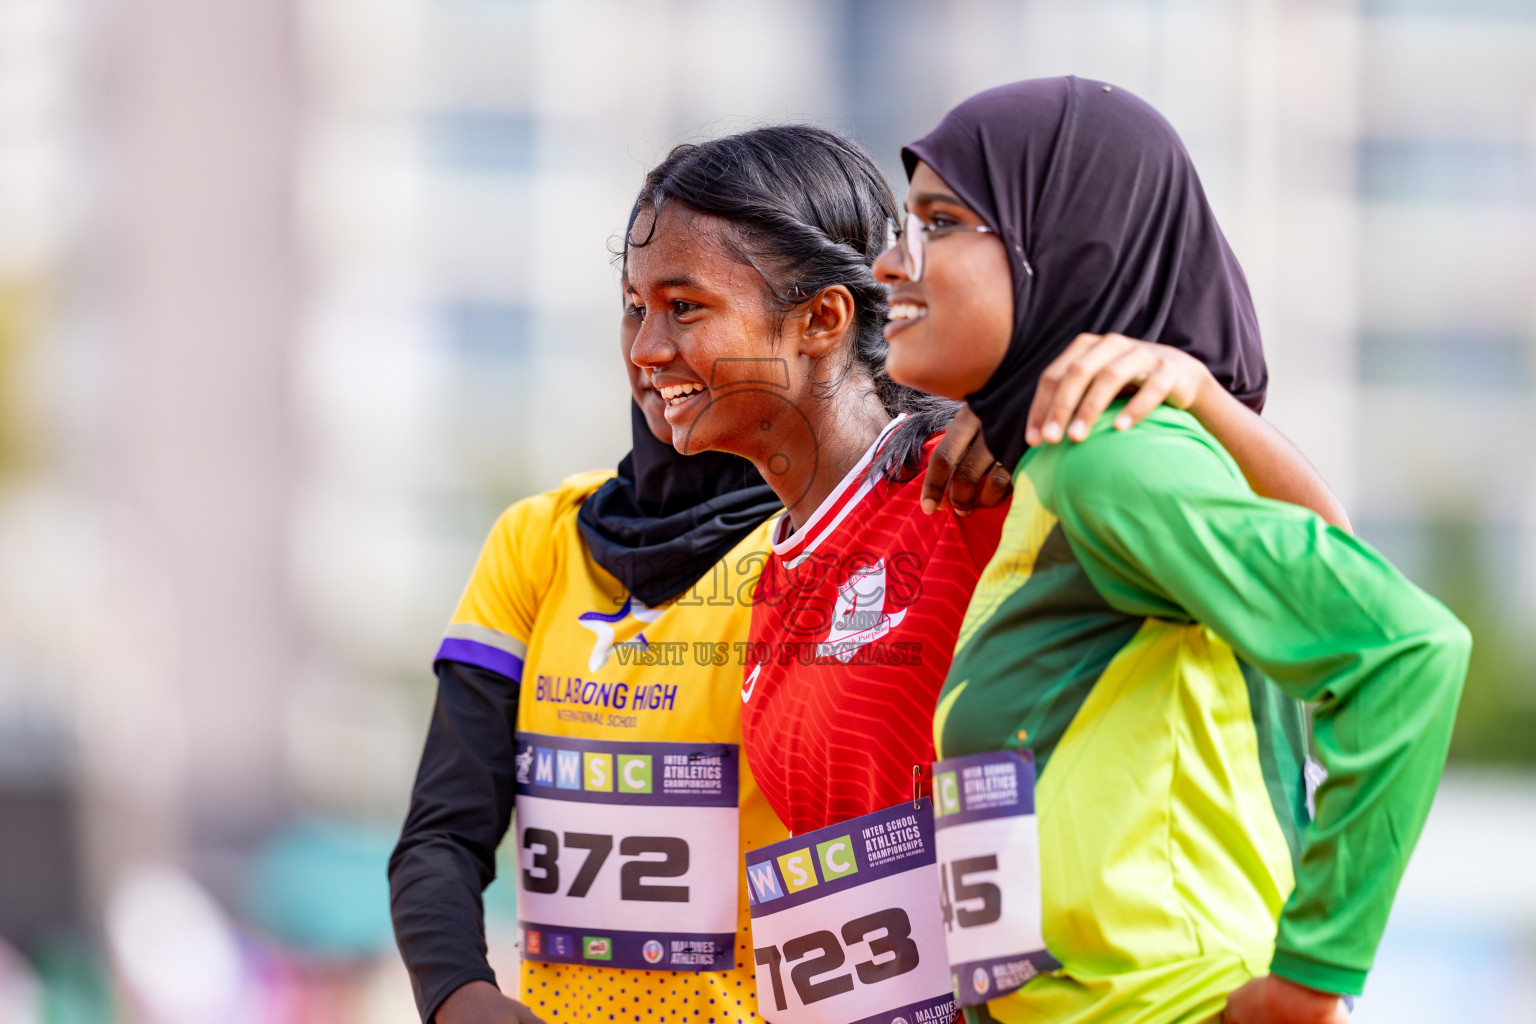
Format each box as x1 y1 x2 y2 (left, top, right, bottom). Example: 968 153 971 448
514 731 739 971
744 799 956 1024
932 750 1059 1005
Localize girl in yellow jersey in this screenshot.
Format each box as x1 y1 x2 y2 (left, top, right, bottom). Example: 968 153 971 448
390 267 1006 1023
389 283 783 1024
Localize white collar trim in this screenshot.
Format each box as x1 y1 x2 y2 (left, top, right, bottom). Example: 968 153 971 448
770 414 906 563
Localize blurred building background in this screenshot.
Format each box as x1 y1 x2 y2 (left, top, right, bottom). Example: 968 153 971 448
0 0 1532 1020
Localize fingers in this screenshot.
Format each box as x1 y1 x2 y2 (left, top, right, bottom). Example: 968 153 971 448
943 404 984 453
1029 333 1139 446
1066 346 1159 440
921 435 961 515
937 406 1011 513
1115 363 1180 429
1026 332 1103 446
922 406 981 514
946 435 1000 515
1027 333 1209 444
974 460 1014 509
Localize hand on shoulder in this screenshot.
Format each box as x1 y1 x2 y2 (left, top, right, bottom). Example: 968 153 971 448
921 404 1014 516
921 333 1220 516
1027 332 1212 446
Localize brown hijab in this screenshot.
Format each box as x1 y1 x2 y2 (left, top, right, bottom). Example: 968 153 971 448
903 76 1268 471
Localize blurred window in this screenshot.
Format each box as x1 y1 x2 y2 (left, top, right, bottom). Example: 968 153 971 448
1362 0 1536 16
1360 140 1533 203
444 301 530 361
1359 330 1533 390
429 112 536 174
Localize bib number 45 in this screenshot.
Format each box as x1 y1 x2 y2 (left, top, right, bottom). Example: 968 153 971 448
938 855 1002 931
752 907 920 1012
521 828 689 902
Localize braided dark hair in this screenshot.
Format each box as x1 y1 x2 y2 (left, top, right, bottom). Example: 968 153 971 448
626 124 957 481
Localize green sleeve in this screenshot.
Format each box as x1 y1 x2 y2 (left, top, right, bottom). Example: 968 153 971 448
1029 405 1471 996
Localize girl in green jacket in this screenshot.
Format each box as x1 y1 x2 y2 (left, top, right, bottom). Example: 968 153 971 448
875 77 1469 1024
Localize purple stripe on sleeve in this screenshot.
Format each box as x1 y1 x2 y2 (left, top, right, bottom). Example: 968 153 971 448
435 637 524 681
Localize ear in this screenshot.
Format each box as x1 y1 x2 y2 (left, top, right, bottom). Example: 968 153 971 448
798 285 857 358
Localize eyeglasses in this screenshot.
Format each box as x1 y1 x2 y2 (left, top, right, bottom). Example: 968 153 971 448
884 212 996 282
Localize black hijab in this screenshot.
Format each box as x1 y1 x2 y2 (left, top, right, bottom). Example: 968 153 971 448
577 402 781 607
903 76 1267 472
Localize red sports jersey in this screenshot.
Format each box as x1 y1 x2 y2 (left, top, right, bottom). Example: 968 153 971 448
740 416 1008 835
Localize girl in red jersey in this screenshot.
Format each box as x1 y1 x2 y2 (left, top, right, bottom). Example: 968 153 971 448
623 125 1346 837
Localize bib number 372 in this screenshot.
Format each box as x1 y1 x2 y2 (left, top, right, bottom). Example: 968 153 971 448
932 749 1060 1005
515 732 739 972
521 829 689 901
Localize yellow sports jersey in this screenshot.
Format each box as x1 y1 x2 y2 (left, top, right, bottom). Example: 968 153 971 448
442 470 786 1023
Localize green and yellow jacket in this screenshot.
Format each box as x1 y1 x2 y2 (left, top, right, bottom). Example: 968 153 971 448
938 403 1470 1024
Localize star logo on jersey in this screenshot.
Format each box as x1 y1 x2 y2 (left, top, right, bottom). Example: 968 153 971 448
816 558 908 663
577 595 664 671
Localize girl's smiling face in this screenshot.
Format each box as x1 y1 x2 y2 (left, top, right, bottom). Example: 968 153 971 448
618 282 671 444
624 201 859 463
624 203 792 459
874 160 1015 401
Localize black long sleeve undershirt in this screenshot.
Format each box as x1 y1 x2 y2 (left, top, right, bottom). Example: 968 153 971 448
389 660 521 1022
